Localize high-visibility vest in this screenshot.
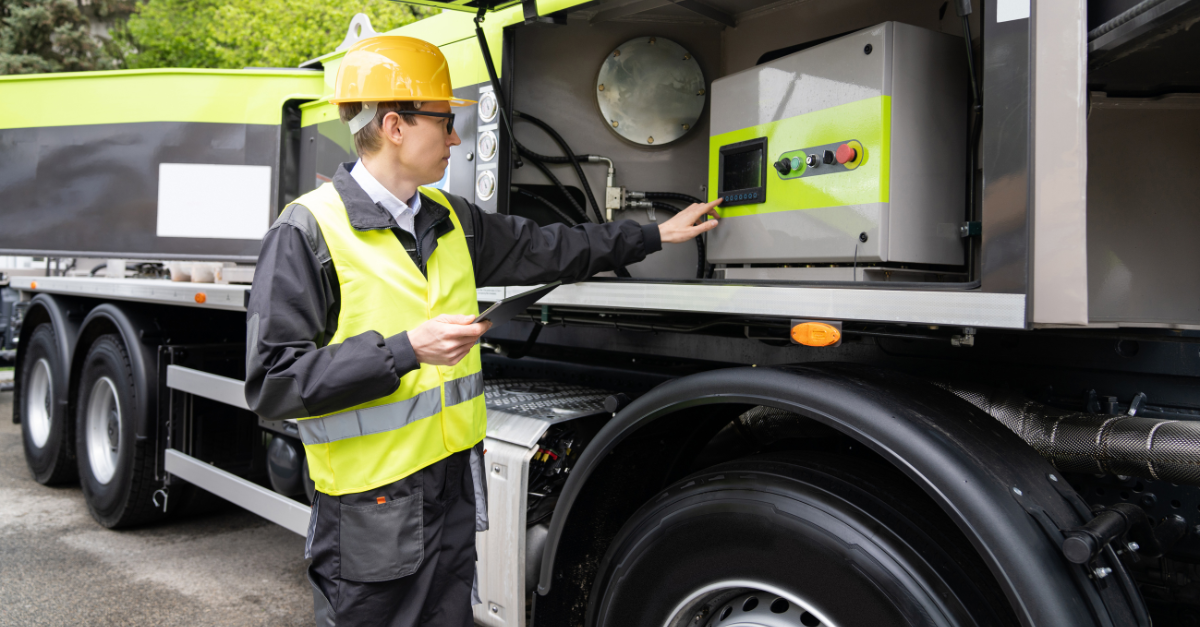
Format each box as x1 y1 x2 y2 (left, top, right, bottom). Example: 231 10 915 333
295 183 485 496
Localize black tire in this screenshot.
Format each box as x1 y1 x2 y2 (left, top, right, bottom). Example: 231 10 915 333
75 334 162 528
20 323 76 485
589 453 1019 627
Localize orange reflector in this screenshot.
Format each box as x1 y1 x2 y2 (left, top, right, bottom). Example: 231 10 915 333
30 281 37 290
791 322 841 347
377 496 387 504
194 292 207 304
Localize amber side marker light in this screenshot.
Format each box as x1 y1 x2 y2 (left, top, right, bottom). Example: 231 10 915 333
790 320 842 347
194 292 207 304
30 281 38 290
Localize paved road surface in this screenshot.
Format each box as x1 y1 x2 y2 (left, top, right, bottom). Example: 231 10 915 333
0 390 315 627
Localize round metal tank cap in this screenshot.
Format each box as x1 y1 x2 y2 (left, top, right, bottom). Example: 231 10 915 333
595 36 706 146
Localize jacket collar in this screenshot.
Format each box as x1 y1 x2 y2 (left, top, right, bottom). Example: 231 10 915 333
332 162 451 232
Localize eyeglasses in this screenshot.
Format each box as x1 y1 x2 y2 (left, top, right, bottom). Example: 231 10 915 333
403 111 456 135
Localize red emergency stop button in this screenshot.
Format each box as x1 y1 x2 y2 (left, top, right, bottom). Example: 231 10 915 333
836 144 857 165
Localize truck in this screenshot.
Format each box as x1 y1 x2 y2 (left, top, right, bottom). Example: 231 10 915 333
4 0 1199 624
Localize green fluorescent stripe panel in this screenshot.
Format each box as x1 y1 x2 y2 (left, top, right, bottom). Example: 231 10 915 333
0 70 324 130
709 96 892 219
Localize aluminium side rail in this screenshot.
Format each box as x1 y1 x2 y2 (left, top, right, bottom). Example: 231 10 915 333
9 276 1027 329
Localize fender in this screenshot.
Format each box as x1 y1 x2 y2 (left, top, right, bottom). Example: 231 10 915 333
22 293 84 378
75 303 160 439
537 364 1142 626
14 294 85 424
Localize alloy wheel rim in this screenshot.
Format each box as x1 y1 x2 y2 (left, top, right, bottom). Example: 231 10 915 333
26 358 53 448
662 580 836 627
85 376 121 484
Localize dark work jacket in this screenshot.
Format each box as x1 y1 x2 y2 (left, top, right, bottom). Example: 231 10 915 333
245 162 661 421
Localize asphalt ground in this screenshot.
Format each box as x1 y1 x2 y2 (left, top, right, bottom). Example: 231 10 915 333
0 390 316 627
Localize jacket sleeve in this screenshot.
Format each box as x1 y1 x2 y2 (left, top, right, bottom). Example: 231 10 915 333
468 207 662 287
244 206 420 420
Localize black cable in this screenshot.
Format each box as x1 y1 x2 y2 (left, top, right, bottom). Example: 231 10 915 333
650 201 706 280
513 111 605 224
514 187 578 226
522 156 590 223
645 191 705 205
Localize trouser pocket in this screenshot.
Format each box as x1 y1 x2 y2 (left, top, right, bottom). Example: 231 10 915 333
339 489 423 582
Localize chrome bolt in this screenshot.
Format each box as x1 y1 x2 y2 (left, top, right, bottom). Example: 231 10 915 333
489 604 500 614
1128 542 1140 552
1012 487 1023 496
1049 474 1059 482
1093 567 1112 579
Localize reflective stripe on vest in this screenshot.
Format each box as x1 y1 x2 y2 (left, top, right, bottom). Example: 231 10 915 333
297 371 483 445
296 183 486 496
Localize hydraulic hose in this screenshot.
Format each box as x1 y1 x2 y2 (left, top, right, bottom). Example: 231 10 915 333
649 201 706 279
513 111 605 224
513 187 578 226
644 191 705 205
524 157 590 224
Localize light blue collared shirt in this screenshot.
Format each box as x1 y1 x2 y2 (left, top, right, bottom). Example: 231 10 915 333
350 160 422 237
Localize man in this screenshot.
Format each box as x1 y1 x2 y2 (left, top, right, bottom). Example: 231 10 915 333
245 36 719 627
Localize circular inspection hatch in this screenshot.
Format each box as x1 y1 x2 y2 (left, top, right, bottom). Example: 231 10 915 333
596 36 706 146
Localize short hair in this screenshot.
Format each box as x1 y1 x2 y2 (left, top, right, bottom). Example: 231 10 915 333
338 101 424 156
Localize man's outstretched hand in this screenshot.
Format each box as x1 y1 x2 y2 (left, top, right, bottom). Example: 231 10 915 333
409 314 492 366
658 198 722 244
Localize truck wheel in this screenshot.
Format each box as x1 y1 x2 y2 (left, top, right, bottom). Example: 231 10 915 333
75 334 161 528
589 453 1018 627
20 324 76 485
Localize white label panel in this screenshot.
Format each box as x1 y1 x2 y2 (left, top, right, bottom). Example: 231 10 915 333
997 0 1030 22
157 163 272 240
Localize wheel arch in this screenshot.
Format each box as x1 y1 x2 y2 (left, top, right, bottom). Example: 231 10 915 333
536 364 1132 627
70 303 160 440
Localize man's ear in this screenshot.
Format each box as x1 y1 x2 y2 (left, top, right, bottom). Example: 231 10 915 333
379 111 406 149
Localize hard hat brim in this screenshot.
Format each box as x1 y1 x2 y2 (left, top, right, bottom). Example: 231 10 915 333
328 96 477 106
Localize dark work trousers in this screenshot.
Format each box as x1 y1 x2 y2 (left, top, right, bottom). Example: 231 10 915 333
307 449 477 627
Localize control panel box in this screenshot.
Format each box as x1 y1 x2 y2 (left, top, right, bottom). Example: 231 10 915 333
707 22 966 268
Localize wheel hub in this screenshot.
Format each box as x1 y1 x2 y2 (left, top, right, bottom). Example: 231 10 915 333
663 582 835 627
85 376 121 485
25 358 54 449
707 593 824 627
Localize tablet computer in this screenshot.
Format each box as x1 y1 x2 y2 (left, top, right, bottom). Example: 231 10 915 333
475 281 562 326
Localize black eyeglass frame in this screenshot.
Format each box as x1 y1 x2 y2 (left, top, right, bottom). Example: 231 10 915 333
388 110 456 134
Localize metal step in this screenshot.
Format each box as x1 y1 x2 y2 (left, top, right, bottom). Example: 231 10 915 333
164 448 310 536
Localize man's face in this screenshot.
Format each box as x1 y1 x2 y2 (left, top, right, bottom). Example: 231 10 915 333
389 101 462 186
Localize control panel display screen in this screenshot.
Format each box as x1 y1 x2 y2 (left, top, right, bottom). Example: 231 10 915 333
723 150 762 192
718 136 768 207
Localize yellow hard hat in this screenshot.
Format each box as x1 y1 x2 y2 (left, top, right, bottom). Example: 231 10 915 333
331 36 476 106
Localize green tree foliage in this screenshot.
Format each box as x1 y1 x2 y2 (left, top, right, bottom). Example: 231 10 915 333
0 0 133 74
122 0 434 70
